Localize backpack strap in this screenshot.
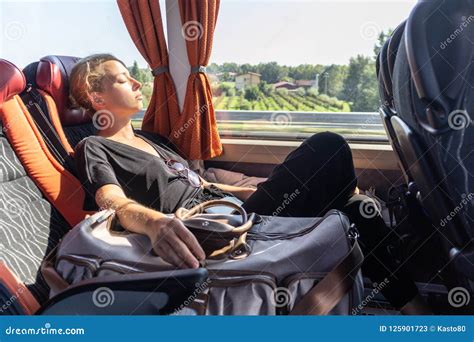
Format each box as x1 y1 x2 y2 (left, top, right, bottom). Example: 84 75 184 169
289 235 364 315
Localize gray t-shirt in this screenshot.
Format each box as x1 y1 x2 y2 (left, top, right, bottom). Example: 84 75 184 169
74 129 231 213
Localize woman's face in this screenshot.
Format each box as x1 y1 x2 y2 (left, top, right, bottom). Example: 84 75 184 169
92 60 143 117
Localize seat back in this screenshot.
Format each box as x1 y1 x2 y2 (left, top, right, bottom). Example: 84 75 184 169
21 62 77 175
377 23 412 181
23 55 98 152
0 59 94 225
0 59 73 305
392 0 474 283
0 262 40 314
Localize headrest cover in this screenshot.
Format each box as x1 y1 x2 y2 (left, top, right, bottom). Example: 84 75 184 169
379 38 393 101
387 21 406 80
36 55 92 126
0 59 26 105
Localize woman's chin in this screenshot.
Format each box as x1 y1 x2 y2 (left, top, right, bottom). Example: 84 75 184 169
131 102 144 113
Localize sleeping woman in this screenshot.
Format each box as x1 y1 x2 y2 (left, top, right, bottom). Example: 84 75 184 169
70 53 429 314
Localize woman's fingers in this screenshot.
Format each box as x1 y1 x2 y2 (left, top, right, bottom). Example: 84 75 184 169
154 223 200 268
151 218 204 269
157 241 187 269
166 234 200 269
174 222 206 261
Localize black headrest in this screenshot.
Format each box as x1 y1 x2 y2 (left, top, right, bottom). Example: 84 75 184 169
405 0 474 133
387 21 406 81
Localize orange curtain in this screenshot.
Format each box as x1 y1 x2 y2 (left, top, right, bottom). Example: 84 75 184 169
117 0 179 143
177 0 222 160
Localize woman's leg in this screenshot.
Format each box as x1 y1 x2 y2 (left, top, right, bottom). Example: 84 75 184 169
242 131 357 217
242 132 419 310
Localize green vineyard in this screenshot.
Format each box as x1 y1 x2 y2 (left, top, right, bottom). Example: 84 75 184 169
212 90 350 112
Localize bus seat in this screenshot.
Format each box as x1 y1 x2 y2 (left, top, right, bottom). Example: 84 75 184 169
377 22 412 182
0 58 209 313
0 58 93 227
0 58 71 303
392 0 474 284
0 262 41 314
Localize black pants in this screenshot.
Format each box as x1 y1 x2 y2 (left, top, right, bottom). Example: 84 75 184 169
242 132 418 309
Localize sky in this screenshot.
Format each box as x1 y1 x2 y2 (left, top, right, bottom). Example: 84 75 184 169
0 0 418 68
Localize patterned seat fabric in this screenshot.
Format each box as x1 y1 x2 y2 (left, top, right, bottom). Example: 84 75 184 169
0 121 70 304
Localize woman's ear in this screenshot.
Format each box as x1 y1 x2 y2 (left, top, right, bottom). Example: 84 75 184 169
88 91 106 111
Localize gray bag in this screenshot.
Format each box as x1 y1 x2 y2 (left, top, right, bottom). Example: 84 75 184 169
46 201 364 315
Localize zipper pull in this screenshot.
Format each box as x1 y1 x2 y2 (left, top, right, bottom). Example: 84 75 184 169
90 209 115 228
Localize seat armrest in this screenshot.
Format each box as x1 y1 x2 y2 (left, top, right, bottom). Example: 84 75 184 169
37 268 208 315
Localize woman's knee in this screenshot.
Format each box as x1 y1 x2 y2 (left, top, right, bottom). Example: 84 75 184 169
304 131 350 155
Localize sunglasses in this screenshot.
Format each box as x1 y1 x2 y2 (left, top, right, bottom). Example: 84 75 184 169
165 159 203 188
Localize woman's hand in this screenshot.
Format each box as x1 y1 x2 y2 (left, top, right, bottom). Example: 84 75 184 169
199 176 210 187
147 216 205 269
199 176 257 201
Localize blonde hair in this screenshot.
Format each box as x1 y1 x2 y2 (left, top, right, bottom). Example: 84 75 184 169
69 53 126 112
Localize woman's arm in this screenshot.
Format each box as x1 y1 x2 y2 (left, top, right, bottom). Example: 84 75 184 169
200 177 256 202
95 184 205 269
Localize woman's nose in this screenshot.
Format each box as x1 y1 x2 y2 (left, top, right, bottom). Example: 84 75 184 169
132 78 142 90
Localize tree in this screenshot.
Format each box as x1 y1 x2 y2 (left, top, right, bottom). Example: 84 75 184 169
256 62 285 83
288 64 325 81
240 63 255 74
318 64 347 98
374 29 393 58
219 72 234 82
227 88 236 97
244 86 260 101
129 61 142 82
221 62 239 73
258 81 273 96
341 55 379 112
207 62 221 73
295 87 306 96
307 87 319 97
